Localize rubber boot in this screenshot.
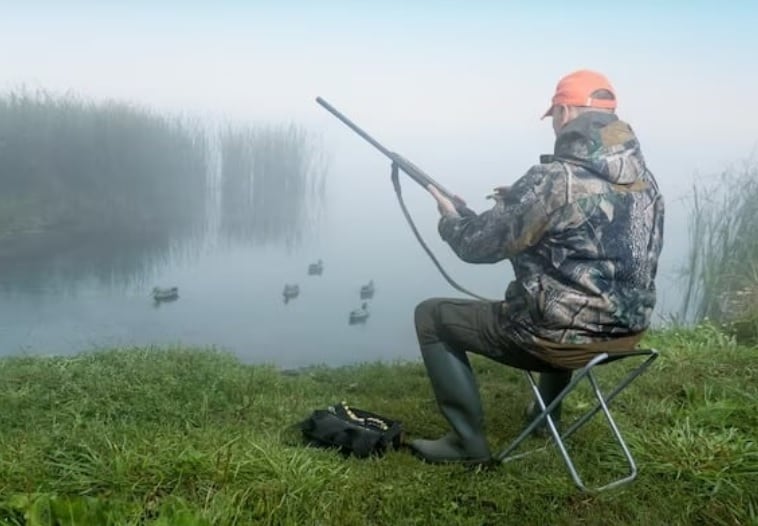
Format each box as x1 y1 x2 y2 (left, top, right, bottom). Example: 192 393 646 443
524 370 573 437
409 342 492 465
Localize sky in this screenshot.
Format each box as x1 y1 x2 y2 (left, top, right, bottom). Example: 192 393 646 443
2 0 758 319
2 2 756 177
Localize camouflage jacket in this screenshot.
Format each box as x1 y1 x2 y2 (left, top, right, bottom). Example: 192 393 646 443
439 112 664 367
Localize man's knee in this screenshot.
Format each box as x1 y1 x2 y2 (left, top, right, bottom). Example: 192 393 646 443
414 298 439 327
414 298 445 344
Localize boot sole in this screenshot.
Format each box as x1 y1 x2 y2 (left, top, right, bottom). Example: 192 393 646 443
407 444 494 468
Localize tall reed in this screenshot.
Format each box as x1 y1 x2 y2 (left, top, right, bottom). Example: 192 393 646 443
680 157 758 340
219 123 327 248
0 87 209 239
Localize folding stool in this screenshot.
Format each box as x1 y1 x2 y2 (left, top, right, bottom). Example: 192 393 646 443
495 348 659 492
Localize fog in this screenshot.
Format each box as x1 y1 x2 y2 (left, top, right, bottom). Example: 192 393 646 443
1 2 757 367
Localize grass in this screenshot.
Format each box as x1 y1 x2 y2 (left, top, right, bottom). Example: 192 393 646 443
0 323 756 525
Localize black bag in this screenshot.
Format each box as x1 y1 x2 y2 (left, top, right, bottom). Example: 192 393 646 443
298 402 404 458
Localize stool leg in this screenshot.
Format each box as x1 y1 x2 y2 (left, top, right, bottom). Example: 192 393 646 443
525 371 573 434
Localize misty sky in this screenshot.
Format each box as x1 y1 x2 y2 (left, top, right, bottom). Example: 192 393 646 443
3 1 756 182
2 0 758 318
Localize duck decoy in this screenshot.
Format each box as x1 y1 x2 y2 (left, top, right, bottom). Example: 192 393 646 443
359 280 375 299
349 302 370 325
152 286 179 302
283 283 300 303
308 259 324 276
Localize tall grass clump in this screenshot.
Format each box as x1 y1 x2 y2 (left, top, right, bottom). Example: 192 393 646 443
219 124 327 249
681 157 758 343
0 87 209 240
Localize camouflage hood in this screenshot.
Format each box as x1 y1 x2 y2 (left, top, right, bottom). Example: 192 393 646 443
554 112 646 185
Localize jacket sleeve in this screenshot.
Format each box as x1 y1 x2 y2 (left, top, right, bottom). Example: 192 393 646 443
438 166 554 263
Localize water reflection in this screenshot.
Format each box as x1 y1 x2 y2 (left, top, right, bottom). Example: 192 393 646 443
0 231 201 295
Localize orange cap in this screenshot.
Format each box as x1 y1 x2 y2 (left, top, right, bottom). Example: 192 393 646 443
541 69 617 119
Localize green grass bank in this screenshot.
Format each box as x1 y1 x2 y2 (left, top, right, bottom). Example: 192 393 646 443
0 324 756 525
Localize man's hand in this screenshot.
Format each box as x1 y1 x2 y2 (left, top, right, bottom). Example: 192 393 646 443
427 185 461 217
486 185 511 201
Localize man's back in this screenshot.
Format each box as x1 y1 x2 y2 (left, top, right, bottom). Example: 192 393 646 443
504 112 664 365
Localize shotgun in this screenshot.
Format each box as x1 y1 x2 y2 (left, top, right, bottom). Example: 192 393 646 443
315 97 473 216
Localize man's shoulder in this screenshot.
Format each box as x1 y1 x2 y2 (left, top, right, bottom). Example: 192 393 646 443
516 155 567 186
520 155 571 190
503 157 571 213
